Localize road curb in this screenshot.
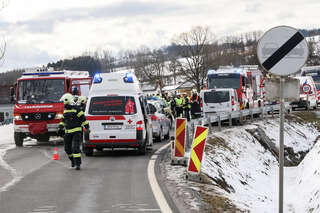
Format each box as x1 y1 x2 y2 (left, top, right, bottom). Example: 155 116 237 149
148 142 180 213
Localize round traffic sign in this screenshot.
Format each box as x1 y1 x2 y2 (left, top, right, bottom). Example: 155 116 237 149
302 84 311 94
257 26 309 76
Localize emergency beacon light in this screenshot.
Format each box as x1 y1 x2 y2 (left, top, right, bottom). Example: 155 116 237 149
93 73 103 83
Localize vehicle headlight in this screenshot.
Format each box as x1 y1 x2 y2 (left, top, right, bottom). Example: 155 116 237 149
14 114 21 120
55 113 63 119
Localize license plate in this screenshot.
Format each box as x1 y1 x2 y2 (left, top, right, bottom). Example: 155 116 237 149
104 125 122 130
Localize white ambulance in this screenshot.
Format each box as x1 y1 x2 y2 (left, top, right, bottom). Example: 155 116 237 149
83 72 152 155
290 76 318 110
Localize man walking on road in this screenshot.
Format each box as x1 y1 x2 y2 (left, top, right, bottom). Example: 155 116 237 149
58 93 90 170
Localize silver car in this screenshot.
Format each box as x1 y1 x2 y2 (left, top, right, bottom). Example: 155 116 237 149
147 101 171 142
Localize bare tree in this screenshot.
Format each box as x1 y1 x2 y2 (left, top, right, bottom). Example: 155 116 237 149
133 47 167 91
94 49 116 73
173 26 214 92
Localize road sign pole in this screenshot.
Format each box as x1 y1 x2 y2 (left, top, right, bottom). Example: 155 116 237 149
307 94 309 111
279 77 285 213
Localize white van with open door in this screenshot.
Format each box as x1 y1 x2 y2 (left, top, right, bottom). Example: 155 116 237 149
200 88 240 116
83 72 152 156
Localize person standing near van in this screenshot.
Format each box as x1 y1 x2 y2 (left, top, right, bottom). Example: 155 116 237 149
190 89 201 119
58 93 90 170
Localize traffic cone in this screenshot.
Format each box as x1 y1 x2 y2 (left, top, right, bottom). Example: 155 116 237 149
53 147 59 160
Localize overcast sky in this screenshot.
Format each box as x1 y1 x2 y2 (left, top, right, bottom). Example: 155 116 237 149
0 0 319 72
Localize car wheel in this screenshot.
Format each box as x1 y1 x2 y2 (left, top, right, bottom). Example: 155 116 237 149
14 132 24 147
164 127 170 140
82 144 93 156
36 134 50 142
155 127 163 142
138 140 146 155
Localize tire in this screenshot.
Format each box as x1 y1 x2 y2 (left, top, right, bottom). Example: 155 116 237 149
82 144 93 156
164 127 170 140
36 134 50 142
138 141 146 155
14 132 24 147
155 128 163 142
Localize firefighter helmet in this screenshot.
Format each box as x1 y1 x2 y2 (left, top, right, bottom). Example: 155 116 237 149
78 96 87 104
60 93 74 105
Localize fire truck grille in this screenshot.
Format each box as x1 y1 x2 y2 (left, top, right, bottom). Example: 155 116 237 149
21 112 56 121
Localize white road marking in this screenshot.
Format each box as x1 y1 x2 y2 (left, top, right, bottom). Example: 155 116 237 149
0 144 22 193
147 142 173 213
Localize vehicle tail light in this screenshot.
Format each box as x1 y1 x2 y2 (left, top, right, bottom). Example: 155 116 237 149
14 113 22 120
151 115 159 121
231 96 235 105
136 120 143 130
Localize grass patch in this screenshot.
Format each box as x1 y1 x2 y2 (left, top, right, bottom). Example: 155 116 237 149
286 111 320 131
200 190 245 213
206 136 235 154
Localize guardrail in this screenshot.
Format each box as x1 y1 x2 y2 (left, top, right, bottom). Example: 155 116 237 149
182 104 282 150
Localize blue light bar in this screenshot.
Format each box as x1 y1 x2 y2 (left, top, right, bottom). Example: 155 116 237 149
93 73 102 83
123 73 134 83
234 68 243 73
22 72 64 76
207 69 215 75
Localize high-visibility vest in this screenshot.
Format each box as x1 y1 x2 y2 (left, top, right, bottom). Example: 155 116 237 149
175 98 183 107
184 97 191 109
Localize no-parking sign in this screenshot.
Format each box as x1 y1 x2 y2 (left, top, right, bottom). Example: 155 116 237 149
302 84 311 94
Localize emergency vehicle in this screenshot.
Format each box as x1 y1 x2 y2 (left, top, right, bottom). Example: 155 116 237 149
83 71 152 156
290 76 318 110
207 65 264 110
12 68 92 146
301 66 320 105
200 88 240 115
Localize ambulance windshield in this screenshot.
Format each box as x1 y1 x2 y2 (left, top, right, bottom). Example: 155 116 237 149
89 96 137 115
17 79 65 104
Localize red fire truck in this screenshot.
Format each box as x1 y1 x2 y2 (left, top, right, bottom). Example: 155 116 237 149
11 68 92 146
207 65 264 110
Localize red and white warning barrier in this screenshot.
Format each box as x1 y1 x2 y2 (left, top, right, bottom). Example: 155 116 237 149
186 126 208 181
171 118 187 165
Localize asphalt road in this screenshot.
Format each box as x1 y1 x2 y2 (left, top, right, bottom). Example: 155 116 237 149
0 139 171 213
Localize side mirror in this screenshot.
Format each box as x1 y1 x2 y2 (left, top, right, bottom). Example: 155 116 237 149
10 87 15 103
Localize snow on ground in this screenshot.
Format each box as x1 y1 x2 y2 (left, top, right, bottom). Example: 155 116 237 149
163 117 320 212
0 124 14 154
285 141 320 213
202 118 319 212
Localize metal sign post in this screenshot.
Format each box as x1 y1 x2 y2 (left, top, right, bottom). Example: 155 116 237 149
257 26 309 213
279 77 285 211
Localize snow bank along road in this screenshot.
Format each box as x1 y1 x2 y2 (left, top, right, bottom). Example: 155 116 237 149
160 111 320 212
0 125 177 213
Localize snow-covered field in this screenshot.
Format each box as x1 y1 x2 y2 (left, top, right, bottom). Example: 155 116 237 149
163 117 320 212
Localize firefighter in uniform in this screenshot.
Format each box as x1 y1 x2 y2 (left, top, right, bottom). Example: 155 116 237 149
77 96 87 112
58 93 90 170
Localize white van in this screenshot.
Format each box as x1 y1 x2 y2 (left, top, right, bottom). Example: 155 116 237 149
290 76 318 110
200 88 240 116
83 72 152 155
